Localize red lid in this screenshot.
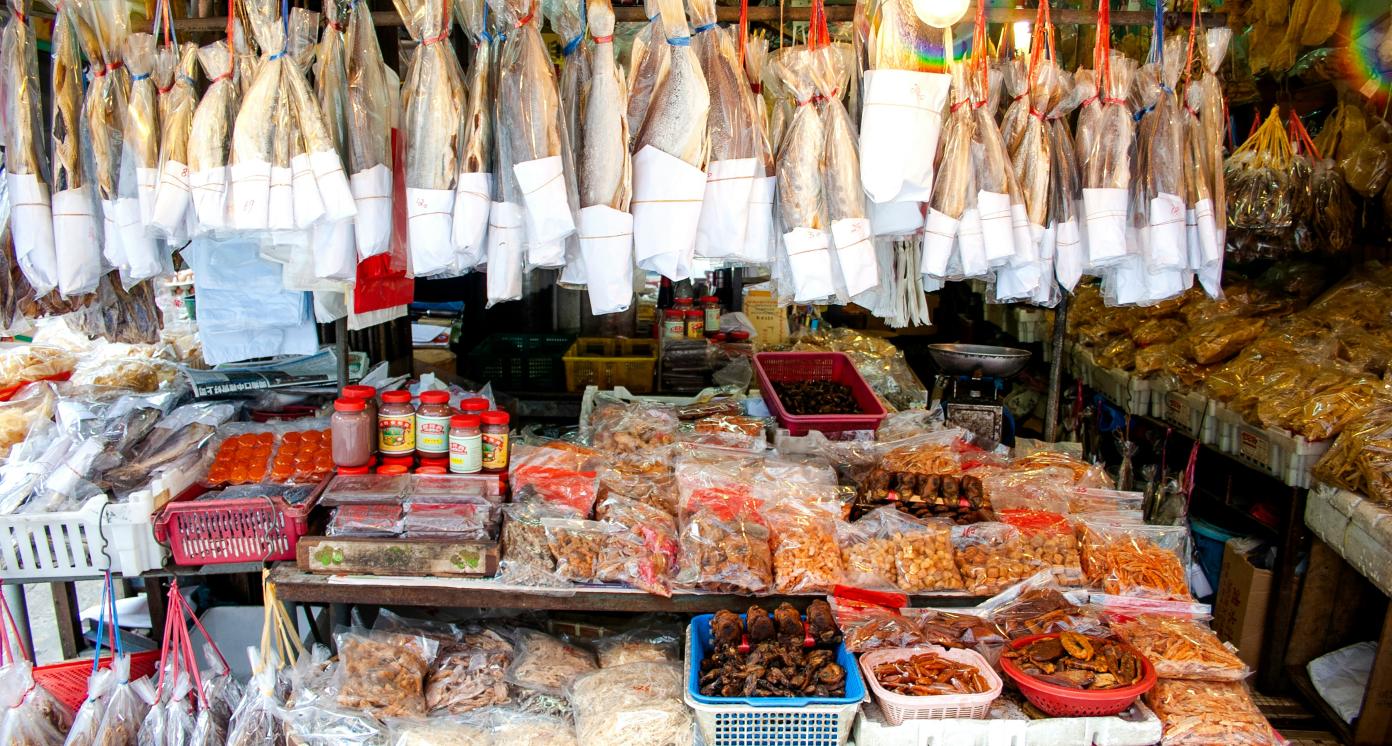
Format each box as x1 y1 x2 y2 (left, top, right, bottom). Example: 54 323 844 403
377 464 410 475
675 297 693 306
685 309 702 318
381 455 415 468
664 309 684 319
481 411 510 426
334 398 365 412
419 456 450 468
451 414 482 429
337 464 372 475
419 390 450 405
713 332 728 342
381 390 413 404
415 466 448 474
460 397 490 413
729 330 751 340
342 384 376 400
701 295 718 303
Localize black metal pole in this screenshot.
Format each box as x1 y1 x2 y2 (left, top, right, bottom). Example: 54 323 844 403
1045 288 1070 442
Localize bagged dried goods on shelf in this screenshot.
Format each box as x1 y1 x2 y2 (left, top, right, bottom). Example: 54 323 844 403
568 661 692 746
681 415 768 452
765 499 844 594
952 522 1047 596
334 626 439 717
587 398 678 453
1106 606 1249 681
675 509 773 594
488 708 578 745
993 501 1083 585
591 628 680 668
1144 679 1280 745
593 496 678 596
387 715 492 746
597 450 677 515
1314 403 1392 501
504 629 597 697
849 505 964 593
498 500 576 586
1079 518 1192 601
509 441 601 515
425 627 514 714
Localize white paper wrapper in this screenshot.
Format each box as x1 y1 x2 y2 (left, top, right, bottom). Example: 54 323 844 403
292 153 327 229
1194 197 1220 265
831 217 877 296
190 166 229 231
114 197 163 281
782 226 834 302
228 159 272 230
1083 187 1128 266
1009 202 1038 264
695 158 758 258
53 187 103 297
1107 253 1147 306
313 219 357 281
1054 218 1084 291
150 160 192 238
406 187 456 276
859 69 951 204
1146 193 1186 271
310 150 356 222
871 198 923 237
741 175 777 262
486 201 525 306
452 172 492 269
268 166 295 232
8 173 58 294
921 208 958 277
350 164 392 259
100 199 123 274
136 166 158 225
978 191 1013 265
528 236 566 271
513 154 575 251
632 145 705 280
957 207 987 278
578 205 635 314
558 235 586 286
1198 253 1223 299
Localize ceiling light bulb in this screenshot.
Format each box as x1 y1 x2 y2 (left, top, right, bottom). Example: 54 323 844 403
912 0 970 29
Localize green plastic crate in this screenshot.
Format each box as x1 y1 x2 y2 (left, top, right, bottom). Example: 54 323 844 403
465 333 575 391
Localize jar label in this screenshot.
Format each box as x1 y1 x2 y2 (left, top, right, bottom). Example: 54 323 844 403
417 414 450 453
450 434 483 473
379 414 415 454
481 431 509 469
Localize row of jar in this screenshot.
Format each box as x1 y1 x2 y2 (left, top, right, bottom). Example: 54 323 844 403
330 386 511 475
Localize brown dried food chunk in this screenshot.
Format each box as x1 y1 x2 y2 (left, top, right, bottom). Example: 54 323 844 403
773 603 805 646
336 631 433 717
712 610 744 647
805 600 838 645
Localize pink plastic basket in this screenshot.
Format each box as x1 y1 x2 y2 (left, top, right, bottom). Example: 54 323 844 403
859 646 1002 724
754 351 887 435
154 479 325 566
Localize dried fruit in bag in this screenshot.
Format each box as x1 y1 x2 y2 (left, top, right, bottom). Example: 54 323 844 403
766 500 843 594
1111 614 1249 681
1144 680 1280 745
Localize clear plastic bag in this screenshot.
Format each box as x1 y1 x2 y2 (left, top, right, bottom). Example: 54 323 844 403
976 573 1105 640
425 627 514 714
587 399 679 454
488 707 578 745
387 714 491 746
766 499 844 594
861 505 964 593
334 626 439 718
591 628 680 669
674 509 772 594
993 501 1084 586
598 449 678 515
509 442 602 515
63 665 117 746
951 522 1045 596
1144 680 1280 745
1105 605 1249 681
567 661 692 746
225 668 282 746
593 496 679 597
1078 517 1192 600
402 499 499 539
90 655 156 746
504 629 597 697
498 500 577 586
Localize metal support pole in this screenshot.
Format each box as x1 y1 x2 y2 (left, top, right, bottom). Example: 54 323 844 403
335 317 350 390
2 584 34 659
1045 289 1070 442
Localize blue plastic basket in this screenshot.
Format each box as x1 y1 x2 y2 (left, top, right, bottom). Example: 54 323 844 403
685 613 865 746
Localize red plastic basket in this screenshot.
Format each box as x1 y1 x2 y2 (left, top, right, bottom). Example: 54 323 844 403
999 633 1157 717
154 479 326 566
34 649 161 712
753 351 888 435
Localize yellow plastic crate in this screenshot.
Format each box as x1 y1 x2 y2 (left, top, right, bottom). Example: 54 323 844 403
563 337 658 393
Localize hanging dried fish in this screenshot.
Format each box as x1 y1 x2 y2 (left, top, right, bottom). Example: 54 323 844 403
308 0 357 281
227 0 288 231
1080 49 1136 269
774 45 834 302
1138 37 1187 280
626 0 669 144
72 0 130 271
187 40 238 233
821 44 876 298
50 1 103 297
346 0 395 259
630 0 709 281
3 0 58 295
576 0 637 315
1048 67 1090 291
547 0 588 287
149 40 199 241
741 30 777 264
1195 27 1230 298
922 63 974 280
692 0 759 260
968 44 1016 272
117 31 167 283
451 0 493 269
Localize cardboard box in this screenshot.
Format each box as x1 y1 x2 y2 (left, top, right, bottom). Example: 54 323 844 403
1212 539 1273 670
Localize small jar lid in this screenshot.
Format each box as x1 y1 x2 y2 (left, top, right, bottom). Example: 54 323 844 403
342 384 377 400
415 466 448 474
481 411 510 426
419 390 450 405
419 456 450 468
701 295 718 303
377 464 410 475
685 309 702 318
664 309 684 318
381 390 413 404
675 297 693 306
334 398 365 412
336 464 373 475
452 414 482 429
460 397 490 413
729 330 751 340
380 455 415 468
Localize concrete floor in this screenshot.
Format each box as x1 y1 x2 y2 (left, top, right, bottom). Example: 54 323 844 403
17 580 103 664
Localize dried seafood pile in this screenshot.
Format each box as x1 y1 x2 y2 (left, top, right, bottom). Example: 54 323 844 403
699 602 847 698
1002 631 1144 690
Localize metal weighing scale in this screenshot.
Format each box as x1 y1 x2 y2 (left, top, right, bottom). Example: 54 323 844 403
927 343 1032 444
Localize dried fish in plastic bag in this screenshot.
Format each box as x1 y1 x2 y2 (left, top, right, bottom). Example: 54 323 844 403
3 0 57 296
821 44 876 298
921 64 973 280
576 0 636 315
1048 68 1089 291
1081 50 1136 269
451 0 493 270
72 0 130 278
308 0 358 282
187 40 238 233
692 0 759 260
630 0 708 281
50 1 103 298
774 45 833 302
626 0 669 145
346 0 395 259
1195 27 1230 298
549 0 589 287
118 31 167 284
149 40 200 240
741 31 777 263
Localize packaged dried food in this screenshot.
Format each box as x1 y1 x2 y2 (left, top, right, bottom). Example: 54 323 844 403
388 716 491 746
1296 375 1386 441
504 630 597 697
587 399 679 453
0 383 57 459
328 504 403 537
410 473 506 504
488 708 578 745
0 658 72 744
1078 518 1192 601
593 496 678 596
1095 336 1136 371
334 627 439 717
1144 680 1280 745
0 346 75 390
592 628 680 668
833 600 935 653
952 522 1046 596
1315 404 1392 500
766 500 844 594
995 507 1084 585
509 442 601 515
682 414 768 451
977 577 1105 639
567 661 692 746
858 506 965 593
675 450 767 524
402 500 499 540
1068 487 1145 516
63 663 116 746
541 517 619 584
1109 612 1248 681
425 628 514 714
499 500 577 586
675 509 773 594
321 474 410 505
598 450 677 515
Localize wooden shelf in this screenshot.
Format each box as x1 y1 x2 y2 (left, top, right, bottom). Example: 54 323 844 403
267 564 987 611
